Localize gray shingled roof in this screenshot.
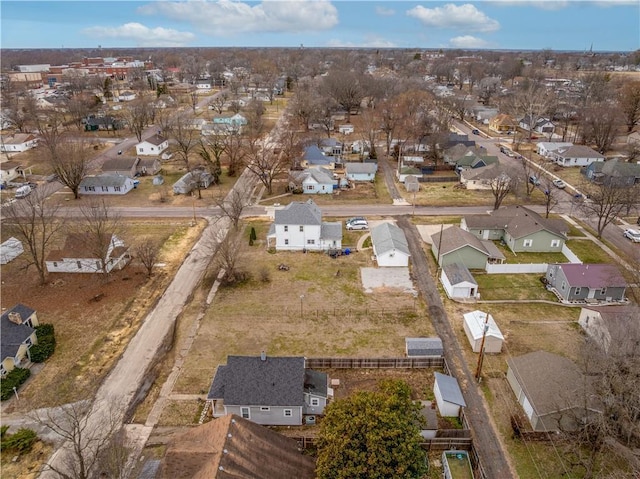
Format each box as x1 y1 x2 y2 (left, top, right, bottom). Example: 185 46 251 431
371 222 410 256
304 369 328 396
555 145 604 159
1 304 36 360
321 222 342 241
431 226 490 257
464 205 568 240
434 372 466 407
345 162 377 174
442 263 477 286
208 356 306 406
406 337 443 357
303 145 331 165
141 134 167 146
101 157 139 171
274 200 322 226
79 174 131 188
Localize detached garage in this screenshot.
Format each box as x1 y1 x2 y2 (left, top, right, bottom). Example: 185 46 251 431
433 372 466 418
441 263 478 299
0 237 23 265
371 222 410 267
463 310 504 353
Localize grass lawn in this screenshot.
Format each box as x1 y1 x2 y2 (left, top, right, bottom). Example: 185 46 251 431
493 242 568 264
564 239 615 263
473 273 558 301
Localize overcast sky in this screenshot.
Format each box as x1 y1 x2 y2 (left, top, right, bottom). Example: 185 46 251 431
1 1 638 52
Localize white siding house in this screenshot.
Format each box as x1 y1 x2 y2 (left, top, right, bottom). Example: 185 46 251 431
552 145 605 167
135 134 169 156
46 233 131 274
79 175 136 195
0 134 38 153
370 222 410 267
345 162 377 182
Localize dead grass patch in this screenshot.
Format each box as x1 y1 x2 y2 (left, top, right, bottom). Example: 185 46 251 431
0 439 54 479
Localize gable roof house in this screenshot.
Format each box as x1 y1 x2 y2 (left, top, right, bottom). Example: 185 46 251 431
173 169 214 195
45 232 131 274
0 160 23 184
440 263 478 299
137 157 161 176
266 199 342 251
0 237 24 265
584 159 640 187
135 134 169 156
0 134 38 153
506 351 602 432
551 145 605 167
519 115 555 134
431 226 506 270
101 157 139 177
288 167 336 195
433 372 466 418
345 162 377 182
299 145 335 169
489 113 517 133
536 142 573 158
207 355 330 426
118 91 136 102
371 222 410 267
318 138 343 158
443 144 488 166
84 115 123 132
459 162 512 191
212 113 248 127
159 414 316 479
545 263 627 304
79 174 136 196
1 304 39 378
461 205 568 253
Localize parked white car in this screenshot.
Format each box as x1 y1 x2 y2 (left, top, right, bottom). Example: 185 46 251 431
623 228 640 243
346 217 369 230
552 179 566 189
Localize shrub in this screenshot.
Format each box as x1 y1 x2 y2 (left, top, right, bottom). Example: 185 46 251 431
0 368 31 401
30 323 56 363
0 428 38 453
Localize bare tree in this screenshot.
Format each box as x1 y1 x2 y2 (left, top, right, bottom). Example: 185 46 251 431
31 398 126 479
618 81 640 133
205 227 246 285
198 137 223 185
580 102 620 154
540 178 560 218
520 156 538 197
320 68 365 120
215 189 247 230
65 97 94 132
123 97 153 142
222 131 247 178
579 182 635 238
133 237 160 279
507 79 553 143
290 80 319 131
2 189 65 285
51 141 92 199
245 143 288 195
208 91 228 114
79 198 123 276
490 172 514 210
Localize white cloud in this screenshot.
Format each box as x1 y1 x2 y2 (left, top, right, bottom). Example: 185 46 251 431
375 6 395 16
327 36 397 48
487 0 569 9
407 3 500 32
449 35 490 48
82 23 195 47
138 0 338 35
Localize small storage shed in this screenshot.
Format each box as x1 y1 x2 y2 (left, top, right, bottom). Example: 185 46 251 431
406 337 443 357
0 237 24 264
371 222 410 267
463 310 504 353
433 372 466 418
441 263 478 299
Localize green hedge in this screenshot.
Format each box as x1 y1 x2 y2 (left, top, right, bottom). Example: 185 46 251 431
0 427 38 453
0 368 31 401
30 324 56 363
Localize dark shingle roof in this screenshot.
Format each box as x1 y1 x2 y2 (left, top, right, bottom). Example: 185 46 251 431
464 205 568 240
208 356 306 406
141 134 167 146
442 263 477 286
1 304 36 360
274 200 322 226
102 157 139 171
406 337 443 357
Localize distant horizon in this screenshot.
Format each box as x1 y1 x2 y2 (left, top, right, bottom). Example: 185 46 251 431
1 1 638 52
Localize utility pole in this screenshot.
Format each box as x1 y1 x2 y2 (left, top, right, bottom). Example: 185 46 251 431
435 223 444 276
475 312 490 381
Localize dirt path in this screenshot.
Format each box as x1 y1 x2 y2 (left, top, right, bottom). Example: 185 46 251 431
397 216 516 479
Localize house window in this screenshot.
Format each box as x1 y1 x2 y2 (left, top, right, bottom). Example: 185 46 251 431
284 239 289 245
77 261 82 269
25 336 33 347
53 262 58 267
523 239 533 248
284 409 293 417
307 239 315 245
284 226 288 232
102 186 109 192
87 186 95 192
260 407 270 411
600 287 606 295
310 398 320 407
139 148 144 152
96 261 101 269
561 281 566 290
306 185 314 191
299 226 304 232
551 239 560 248
114 186 121 192
574 287 581 295
241 407 250 419
478 230 483 235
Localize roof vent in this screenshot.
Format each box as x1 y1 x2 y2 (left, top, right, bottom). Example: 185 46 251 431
231 418 236 424
219 466 225 471
261 350 266 361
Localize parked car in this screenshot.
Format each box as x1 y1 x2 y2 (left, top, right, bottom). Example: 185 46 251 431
346 218 369 230
623 228 640 243
529 175 541 186
552 179 566 189
471 129 480 135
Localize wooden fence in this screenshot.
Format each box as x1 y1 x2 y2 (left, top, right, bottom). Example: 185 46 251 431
305 356 445 369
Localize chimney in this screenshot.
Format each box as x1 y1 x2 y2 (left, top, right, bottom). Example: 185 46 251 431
8 312 22 325
260 351 266 361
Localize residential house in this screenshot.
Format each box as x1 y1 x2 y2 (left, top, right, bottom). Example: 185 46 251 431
405 337 443 358
350 139 370 155
507 351 602 432
189 118 208 131
371 222 410 267
137 157 161 176
299 145 335 169
207 354 330 426
460 163 514 190
45 232 131 274
472 106 498 124
397 165 422 183
454 153 499 174
84 115 122 132
195 78 212 90
0 237 24 265
489 113 517 134
101 157 139 177
118 91 136 102
0 160 23 184
545 263 627 303
173 169 214 195
463 310 504 353
552 145 605 167
136 134 169 156
266 199 342 252
444 144 488 166
318 138 343 158
0 134 38 153
212 113 248 128
433 372 466 418
536 142 573 158
79 174 136 195
158 414 316 479
445 133 475 148
584 159 640 187
578 305 639 353
431 226 506 270
338 124 354 135
461 205 568 253
344 162 377 182
1 304 39 377
440 263 478 299
289 167 336 195
519 115 555 135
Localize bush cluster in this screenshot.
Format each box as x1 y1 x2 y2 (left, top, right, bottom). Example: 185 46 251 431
1 425 38 453
30 324 56 363
0 368 31 401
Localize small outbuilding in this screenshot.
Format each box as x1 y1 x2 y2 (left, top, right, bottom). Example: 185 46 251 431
405 337 443 358
441 263 478 299
371 222 410 267
462 310 504 353
433 372 466 418
0 237 24 265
